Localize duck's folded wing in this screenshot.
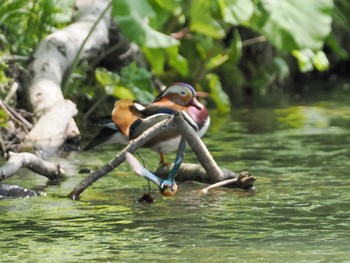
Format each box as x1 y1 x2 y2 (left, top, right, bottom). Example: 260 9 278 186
83 123 128 151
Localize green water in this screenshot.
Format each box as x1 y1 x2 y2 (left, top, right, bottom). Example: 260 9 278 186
1 90 350 262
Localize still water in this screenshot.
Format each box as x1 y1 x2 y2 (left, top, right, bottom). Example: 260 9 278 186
1 90 350 262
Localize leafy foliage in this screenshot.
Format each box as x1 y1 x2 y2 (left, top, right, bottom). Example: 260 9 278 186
0 0 74 55
0 0 75 105
95 63 154 104
110 0 338 113
1 0 349 115
251 0 333 51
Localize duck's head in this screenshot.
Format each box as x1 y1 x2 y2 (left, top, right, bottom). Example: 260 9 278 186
154 83 203 110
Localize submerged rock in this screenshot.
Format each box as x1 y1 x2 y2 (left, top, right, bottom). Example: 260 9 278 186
0 184 39 199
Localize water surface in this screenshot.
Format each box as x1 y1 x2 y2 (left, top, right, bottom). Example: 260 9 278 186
1 90 350 262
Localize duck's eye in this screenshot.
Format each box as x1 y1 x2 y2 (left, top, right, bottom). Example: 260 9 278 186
180 91 186 96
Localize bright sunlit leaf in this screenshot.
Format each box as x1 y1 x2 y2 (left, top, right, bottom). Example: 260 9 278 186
218 0 254 25
313 50 329 71
206 73 231 114
252 0 334 51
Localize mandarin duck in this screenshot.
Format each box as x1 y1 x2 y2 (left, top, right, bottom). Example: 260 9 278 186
84 83 210 195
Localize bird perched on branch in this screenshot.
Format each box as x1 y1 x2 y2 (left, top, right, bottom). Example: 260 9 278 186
84 83 210 166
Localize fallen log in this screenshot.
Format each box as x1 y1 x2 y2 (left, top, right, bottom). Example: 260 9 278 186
23 0 112 156
0 151 63 182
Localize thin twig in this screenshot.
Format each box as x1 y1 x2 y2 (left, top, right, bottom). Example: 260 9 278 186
201 178 238 193
1 54 30 62
4 82 19 104
0 133 6 158
68 115 174 200
82 94 108 122
242 36 267 47
0 99 32 132
201 171 256 193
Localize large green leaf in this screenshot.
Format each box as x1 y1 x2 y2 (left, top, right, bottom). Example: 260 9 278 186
252 0 334 51
112 0 178 48
218 0 254 25
190 0 225 39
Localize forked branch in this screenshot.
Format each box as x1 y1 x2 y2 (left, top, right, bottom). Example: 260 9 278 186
68 112 255 200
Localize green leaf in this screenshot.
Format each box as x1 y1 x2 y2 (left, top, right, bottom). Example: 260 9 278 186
273 57 290 80
143 46 188 76
143 48 165 75
112 0 178 48
120 62 155 103
205 54 229 71
292 49 315 73
120 63 154 92
144 27 178 48
95 68 120 86
112 85 135 100
190 0 225 39
0 108 9 128
166 46 189 76
227 29 242 64
150 0 179 12
195 36 216 60
325 34 349 60
292 49 329 72
313 50 329 72
252 0 334 51
218 0 254 25
206 73 231 114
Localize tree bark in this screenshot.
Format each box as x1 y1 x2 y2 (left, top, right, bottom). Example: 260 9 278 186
24 0 111 156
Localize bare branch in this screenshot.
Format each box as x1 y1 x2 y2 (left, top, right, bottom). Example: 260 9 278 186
68 112 254 200
0 152 63 181
68 115 174 200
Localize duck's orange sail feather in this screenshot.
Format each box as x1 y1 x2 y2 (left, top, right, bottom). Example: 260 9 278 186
112 99 141 136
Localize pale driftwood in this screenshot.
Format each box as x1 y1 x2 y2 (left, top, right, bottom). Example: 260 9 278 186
68 112 254 200
0 152 63 181
23 100 78 157
200 171 256 193
24 0 111 155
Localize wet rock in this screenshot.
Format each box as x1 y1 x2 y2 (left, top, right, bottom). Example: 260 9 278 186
0 184 39 199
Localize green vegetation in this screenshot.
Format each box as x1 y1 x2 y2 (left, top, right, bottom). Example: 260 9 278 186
0 0 75 102
1 0 349 114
